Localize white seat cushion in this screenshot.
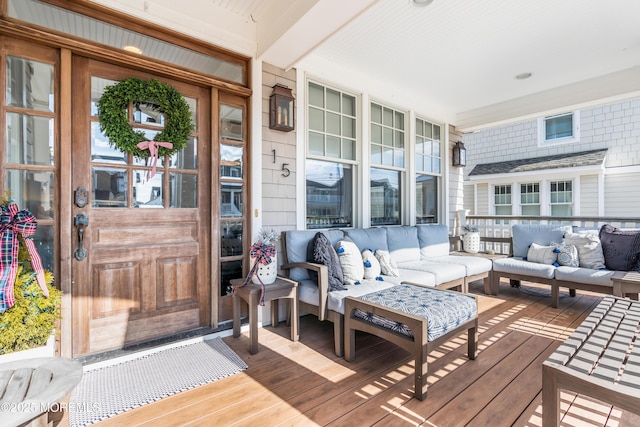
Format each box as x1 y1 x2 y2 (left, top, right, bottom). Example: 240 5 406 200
555 266 615 287
396 260 466 285
492 257 556 280
424 255 492 276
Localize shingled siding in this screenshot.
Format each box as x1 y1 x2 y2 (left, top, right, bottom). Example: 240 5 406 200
463 97 640 171
261 63 297 253
462 97 640 217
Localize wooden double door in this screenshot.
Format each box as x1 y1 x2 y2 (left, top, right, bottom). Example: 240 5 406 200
70 58 213 355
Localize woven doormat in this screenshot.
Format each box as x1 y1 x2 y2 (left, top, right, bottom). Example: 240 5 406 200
69 337 247 426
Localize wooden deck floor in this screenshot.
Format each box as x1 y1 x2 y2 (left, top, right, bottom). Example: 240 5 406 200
87 280 640 427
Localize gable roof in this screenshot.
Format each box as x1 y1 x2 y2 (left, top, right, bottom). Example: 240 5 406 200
469 149 608 176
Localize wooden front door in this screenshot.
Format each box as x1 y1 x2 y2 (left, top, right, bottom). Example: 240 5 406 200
71 57 211 356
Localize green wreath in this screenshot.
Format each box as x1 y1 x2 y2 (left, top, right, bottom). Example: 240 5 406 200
97 78 194 158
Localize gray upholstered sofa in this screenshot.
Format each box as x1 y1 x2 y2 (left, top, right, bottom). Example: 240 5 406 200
490 223 638 308
281 224 492 356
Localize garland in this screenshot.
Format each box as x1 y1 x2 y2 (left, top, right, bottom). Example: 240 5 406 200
97 78 194 158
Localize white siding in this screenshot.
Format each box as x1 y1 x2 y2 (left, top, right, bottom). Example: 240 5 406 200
262 63 297 250
476 184 489 215
580 175 599 216
463 184 475 214
463 97 640 173
605 172 640 216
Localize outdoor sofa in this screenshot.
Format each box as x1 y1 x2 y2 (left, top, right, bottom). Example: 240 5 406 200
491 223 640 307
281 224 492 356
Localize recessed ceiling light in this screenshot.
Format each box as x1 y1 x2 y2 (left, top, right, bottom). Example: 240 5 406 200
123 45 142 54
515 72 533 80
412 0 434 7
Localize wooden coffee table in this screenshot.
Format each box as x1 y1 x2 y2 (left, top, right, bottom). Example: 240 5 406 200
542 296 640 426
611 271 640 300
231 277 298 354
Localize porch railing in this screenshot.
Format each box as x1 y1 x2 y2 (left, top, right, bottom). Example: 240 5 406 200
455 215 640 255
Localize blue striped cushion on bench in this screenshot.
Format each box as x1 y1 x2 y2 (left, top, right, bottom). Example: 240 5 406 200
352 284 477 341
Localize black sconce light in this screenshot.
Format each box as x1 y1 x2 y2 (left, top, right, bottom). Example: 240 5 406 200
452 141 466 167
269 84 295 132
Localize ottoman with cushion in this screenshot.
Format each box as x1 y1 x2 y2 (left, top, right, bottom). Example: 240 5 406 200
344 284 478 400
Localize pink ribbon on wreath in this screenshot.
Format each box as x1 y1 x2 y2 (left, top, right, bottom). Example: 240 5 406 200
0 203 49 313
137 140 173 180
234 241 276 306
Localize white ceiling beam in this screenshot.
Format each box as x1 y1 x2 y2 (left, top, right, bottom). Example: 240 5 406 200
258 0 378 70
456 66 640 132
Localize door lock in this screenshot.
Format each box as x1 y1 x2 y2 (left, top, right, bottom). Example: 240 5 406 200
74 186 88 208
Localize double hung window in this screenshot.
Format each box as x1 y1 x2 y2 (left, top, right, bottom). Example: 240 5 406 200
550 180 573 216
306 82 356 229
520 183 540 216
370 102 404 226
415 118 441 224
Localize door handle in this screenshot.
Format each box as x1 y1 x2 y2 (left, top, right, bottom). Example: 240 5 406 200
74 213 89 261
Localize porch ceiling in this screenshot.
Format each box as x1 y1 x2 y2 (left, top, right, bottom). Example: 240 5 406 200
92 0 640 131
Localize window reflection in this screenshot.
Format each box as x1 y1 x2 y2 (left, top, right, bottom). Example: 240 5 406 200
6 56 54 112
370 168 400 226
91 122 126 164
6 169 54 219
170 173 197 208
6 113 54 166
134 170 164 208
221 260 243 296
170 136 197 170
220 144 242 178
133 102 164 127
92 168 127 207
306 159 352 229
90 77 118 116
221 222 243 256
221 182 242 217
416 175 437 224
220 105 243 141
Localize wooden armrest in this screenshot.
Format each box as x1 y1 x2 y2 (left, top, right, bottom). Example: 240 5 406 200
281 261 329 321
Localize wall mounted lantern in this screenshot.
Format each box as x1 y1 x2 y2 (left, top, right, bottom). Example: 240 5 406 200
452 141 466 167
269 84 294 132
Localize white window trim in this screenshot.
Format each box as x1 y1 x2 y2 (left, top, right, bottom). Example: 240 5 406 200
537 111 580 146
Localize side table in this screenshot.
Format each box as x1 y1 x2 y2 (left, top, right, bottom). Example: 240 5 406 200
451 250 507 294
611 271 640 300
231 276 299 354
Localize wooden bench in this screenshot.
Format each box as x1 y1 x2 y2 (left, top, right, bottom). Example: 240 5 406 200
0 357 83 427
542 296 640 426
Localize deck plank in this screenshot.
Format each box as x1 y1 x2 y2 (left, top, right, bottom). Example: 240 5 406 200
80 280 640 427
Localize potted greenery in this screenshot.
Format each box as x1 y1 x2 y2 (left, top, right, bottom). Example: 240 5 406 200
0 203 60 360
462 224 481 254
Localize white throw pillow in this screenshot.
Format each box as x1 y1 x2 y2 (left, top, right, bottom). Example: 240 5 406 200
362 249 381 280
375 249 399 277
563 232 606 269
336 240 364 285
527 243 557 265
552 242 579 267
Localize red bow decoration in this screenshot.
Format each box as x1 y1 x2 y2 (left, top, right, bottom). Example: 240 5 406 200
234 241 276 306
136 140 174 180
0 203 49 313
